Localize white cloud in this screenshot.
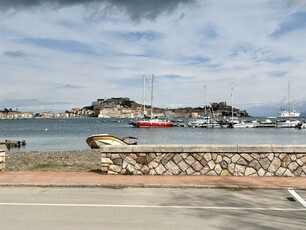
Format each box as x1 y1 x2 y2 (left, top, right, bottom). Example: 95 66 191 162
1 0 306 116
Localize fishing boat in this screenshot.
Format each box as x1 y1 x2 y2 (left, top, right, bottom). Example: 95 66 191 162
86 134 137 149
276 81 300 118
133 75 173 128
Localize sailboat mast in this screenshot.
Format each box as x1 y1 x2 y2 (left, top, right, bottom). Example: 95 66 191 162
231 83 234 120
204 84 207 115
143 75 146 117
150 74 154 118
288 80 291 112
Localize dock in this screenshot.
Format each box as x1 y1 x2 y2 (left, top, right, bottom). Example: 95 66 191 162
0 140 26 149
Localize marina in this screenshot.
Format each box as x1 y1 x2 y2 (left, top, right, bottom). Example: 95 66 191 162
0 117 305 152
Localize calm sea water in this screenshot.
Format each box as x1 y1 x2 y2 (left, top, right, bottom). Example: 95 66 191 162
0 118 305 152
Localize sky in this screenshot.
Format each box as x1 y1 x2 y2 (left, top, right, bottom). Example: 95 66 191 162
1 0 306 116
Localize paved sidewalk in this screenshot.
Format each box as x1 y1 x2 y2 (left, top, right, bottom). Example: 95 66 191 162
1 171 306 189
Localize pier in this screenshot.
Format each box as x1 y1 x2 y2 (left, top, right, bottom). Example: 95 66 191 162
0 140 26 149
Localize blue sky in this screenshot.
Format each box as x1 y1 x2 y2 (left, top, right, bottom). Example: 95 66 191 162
1 0 306 116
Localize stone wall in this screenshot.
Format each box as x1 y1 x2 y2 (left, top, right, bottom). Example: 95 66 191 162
0 144 7 171
100 145 306 176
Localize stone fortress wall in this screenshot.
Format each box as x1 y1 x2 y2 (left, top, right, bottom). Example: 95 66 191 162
100 145 306 176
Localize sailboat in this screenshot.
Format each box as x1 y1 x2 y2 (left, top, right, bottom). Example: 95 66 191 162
276 81 300 128
132 75 173 128
276 81 300 118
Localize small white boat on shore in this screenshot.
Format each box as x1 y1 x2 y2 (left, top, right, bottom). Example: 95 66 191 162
86 134 137 149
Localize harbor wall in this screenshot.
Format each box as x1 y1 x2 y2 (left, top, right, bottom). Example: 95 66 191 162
0 145 6 171
100 145 306 176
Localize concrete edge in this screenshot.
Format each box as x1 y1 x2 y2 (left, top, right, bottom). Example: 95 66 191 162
99 145 306 154
1 183 306 190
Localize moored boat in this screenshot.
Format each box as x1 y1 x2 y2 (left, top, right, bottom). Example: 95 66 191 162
86 134 137 149
276 81 300 118
132 74 173 128
133 118 173 127
276 119 300 128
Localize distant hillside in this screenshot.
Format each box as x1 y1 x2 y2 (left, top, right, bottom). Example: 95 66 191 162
81 97 249 118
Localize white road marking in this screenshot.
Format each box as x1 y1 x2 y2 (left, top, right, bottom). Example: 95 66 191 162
0 202 305 211
288 189 306 208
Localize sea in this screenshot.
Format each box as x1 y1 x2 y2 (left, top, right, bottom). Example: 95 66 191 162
0 117 305 152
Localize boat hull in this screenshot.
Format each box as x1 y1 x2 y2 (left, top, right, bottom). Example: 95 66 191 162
134 121 173 127
86 134 128 149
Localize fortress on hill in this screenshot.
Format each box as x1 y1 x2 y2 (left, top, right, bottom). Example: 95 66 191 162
83 97 249 118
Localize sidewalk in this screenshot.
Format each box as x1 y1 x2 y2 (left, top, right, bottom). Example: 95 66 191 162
1 171 306 189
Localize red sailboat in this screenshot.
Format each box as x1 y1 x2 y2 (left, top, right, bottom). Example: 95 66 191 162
132 75 173 128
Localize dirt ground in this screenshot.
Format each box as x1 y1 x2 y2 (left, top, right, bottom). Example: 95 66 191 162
5 150 101 172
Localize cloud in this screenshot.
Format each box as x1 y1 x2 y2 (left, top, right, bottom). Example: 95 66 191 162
3 50 26 57
20 38 97 55
0 99 71 110
272 11 306 37
0 0 196 22
268 71 289 78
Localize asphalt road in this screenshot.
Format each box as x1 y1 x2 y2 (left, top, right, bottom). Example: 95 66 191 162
0 187 305 230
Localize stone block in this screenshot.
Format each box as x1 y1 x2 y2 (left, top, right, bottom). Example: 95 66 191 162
148 161 158 169
191 161 203 172
125 156 136 165
204 153 212 161
207 160 215 170
288 162 299 172
161 153 174 165
113 158 123 166
141 165 150 174
245 167 257 176
178 160 189 171
165 161 180 175
185 155 196 166
192 153 203 161
101 157 113 165
0 151 6 157
155 164 166 175
215 164 222 175
221 169 230 176
249 160 261 171
259 157 270 170
268 158 281 173
240 154 253 162
173 154 183 164
238 145 272 153
186 167 195 175
108 165 122 173
231 154 240 163
200 166 210 175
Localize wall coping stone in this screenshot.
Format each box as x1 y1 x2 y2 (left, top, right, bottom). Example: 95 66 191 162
237 145 272 153
0 144 7 152
100 145 306 153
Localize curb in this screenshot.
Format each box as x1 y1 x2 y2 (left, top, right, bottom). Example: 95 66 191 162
1 183 306 190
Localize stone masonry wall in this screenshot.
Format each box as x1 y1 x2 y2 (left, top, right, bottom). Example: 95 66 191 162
100 145 306 176
0 144 7 171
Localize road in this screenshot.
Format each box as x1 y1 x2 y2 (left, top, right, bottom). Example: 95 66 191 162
0 187 306 229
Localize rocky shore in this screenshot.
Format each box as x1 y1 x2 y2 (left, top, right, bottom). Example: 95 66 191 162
5 150 101 172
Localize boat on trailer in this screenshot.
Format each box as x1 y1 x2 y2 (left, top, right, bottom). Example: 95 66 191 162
86 134 137 149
